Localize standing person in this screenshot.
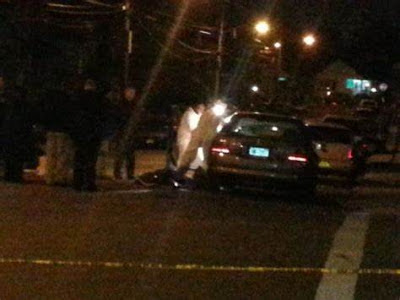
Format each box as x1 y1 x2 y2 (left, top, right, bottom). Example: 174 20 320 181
0 74 7 140
70 79 105 192
174 102 205 170
0 74 6 104
113 86 137 180
1 85 35 183
177 100 228 173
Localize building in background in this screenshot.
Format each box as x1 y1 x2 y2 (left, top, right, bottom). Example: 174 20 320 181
315 60 374 99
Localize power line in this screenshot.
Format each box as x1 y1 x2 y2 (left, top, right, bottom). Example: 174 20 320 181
83 0 123 9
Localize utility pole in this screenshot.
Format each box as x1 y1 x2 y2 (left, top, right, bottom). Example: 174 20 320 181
214 0 225 99
123 0 132 87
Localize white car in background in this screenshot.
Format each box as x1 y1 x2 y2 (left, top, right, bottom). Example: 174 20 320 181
305 122 367 180
356 99 378 112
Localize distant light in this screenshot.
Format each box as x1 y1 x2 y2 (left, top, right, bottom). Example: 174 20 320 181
223 114 234 124
251 85 259 93
255 21 270 35
371 87 378 93
303 34 316 46
278 77 287 82
327 91 332 96
379 83 388 91
212 101 227 116
271 126 279 132
199 30 212 36
274 42 282 49
122 5 127 10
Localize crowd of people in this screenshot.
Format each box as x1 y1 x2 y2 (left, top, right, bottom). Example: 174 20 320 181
0 71 234 192
0 74 138 192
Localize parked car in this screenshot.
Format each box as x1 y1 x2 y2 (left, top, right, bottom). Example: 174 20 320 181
208 112 319 196
135 114 170 149
305 122 367 181
356 99 378 112
321 114 381 154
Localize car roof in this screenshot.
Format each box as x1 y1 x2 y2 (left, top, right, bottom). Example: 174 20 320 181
360 99 377 103
233 111 301 122
322 114 366 122
305 121 350 130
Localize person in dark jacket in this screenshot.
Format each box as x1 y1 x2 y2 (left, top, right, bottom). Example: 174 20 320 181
1 85 35 183
0 75 7 139
70 79 105 192
112 87 137 180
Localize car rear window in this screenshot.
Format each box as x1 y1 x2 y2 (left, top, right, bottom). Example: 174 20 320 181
360 100 376 107
307 126 352 144
223 116 304 145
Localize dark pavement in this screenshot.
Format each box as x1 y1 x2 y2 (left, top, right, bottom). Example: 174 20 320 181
0 159 398 299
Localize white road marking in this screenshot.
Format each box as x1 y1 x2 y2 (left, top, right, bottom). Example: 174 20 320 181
315 212 370 300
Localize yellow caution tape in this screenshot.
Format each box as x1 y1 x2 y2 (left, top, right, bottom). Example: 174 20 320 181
0 258 399 275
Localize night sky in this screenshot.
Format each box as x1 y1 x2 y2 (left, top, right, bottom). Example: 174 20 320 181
139 0 399 80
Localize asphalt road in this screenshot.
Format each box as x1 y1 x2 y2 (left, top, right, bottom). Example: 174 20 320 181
0 158 398 299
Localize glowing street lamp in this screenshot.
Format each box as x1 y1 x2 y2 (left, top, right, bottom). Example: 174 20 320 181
274 42 282 75
255 21 270 35
251 85 260 93
303 34 316 47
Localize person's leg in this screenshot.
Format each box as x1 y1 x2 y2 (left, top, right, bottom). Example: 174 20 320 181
4 156 23 183
84 141 101 191
126 149 135 180
113 152 123 179
73 146 85 190
112 137 124 180
13 159 24 182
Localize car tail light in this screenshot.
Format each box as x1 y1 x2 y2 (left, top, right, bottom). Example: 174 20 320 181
347 149 353 160
211 147 230 154
288 154 308 163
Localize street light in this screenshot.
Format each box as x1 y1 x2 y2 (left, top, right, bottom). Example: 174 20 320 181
251 85 259 93
303 34 316 47
274 42 282 75
255 21 270 35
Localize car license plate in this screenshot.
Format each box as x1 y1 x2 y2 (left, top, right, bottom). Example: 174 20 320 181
319 161 331 168
249 147 270 158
